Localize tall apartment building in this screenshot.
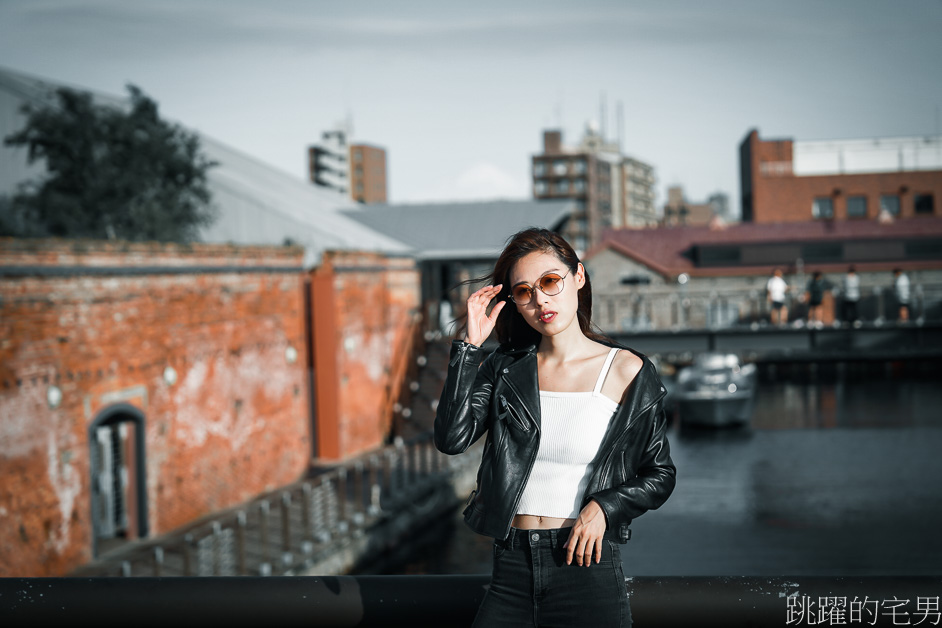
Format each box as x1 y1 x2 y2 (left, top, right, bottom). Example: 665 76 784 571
622 157 659 228
349 144 387 204
309 127 388 204
532 125 656 252
740 129 942 223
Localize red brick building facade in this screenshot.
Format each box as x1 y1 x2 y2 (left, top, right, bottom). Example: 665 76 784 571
310 251 421 460
740 129 942 223
349 144 388 204
0 239 420 576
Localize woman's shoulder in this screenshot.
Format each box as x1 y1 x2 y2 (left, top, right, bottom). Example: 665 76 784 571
611 348 644 386
597 343 646 400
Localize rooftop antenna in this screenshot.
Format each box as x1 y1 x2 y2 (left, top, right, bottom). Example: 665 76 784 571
617 100 625 153
555 89 564 129
599 91 607 140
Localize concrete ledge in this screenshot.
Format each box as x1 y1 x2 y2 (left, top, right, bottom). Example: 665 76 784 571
2 575 941 627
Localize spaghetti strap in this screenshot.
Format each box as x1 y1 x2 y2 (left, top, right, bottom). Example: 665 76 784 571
592 348 619 395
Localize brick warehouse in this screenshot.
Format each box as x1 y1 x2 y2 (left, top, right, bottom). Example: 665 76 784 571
0 238 421 577
740 129 942 224
311 251 421 460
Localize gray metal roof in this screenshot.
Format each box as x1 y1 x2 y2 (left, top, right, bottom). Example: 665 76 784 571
195 135 411 266
0 66 410 267
341 199 574 261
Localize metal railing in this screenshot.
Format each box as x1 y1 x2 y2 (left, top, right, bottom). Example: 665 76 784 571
596 282 942 332
76 433 481 577
3 575 940 627
609 321 942 365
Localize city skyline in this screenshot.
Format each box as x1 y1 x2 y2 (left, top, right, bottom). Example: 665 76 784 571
1 0 940 217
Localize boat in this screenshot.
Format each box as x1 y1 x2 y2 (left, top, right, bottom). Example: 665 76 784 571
674 353 757 427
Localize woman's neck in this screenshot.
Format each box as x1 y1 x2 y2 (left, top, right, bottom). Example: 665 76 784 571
538 324 596 362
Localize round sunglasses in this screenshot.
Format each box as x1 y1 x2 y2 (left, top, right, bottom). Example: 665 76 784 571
509 269 571 305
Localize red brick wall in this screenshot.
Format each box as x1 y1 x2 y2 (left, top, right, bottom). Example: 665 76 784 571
755 170 942 222
755 136 793 166
0 238 312 576
747 131 942 223
349 145 388 204
311 251 421 461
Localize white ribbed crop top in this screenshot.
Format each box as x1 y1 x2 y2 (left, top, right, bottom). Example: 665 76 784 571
516 348 620 520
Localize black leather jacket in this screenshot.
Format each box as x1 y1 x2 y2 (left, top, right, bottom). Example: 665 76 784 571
434 340 676 544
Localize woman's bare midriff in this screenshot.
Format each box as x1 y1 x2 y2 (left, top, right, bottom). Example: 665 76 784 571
512 514 576 530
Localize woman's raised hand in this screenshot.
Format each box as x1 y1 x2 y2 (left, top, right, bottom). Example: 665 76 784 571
464 284 506 347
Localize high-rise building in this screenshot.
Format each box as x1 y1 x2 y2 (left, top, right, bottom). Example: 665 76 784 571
309 127 350 196
740 129 942 223
349 144 387 204
309 126 387 204
622 157 658 228
532 125 656 252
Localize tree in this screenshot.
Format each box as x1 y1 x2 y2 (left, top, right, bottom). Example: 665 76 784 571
2 84 217 242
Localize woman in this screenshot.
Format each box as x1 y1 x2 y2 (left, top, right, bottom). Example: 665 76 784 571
434 228 676 627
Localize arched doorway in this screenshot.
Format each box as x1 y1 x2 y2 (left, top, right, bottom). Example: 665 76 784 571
88 404 148 556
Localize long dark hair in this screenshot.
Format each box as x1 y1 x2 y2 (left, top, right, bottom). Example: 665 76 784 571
456 228 610 348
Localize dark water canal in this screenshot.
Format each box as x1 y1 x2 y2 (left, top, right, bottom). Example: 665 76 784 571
362 361 942 577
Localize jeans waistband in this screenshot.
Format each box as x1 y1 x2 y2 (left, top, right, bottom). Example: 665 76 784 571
502 526 616 550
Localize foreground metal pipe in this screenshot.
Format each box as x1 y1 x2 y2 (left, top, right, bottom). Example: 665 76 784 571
1 576 940 627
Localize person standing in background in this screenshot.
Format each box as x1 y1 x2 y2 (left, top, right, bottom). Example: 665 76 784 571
841 266 860 325
894 268 911 322
766 268 788 325
804 271 827 328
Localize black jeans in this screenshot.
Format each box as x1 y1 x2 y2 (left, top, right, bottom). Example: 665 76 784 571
472 527 632 627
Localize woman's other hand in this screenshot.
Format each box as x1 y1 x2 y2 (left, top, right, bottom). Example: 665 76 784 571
464 284 505 347
564 499 607 566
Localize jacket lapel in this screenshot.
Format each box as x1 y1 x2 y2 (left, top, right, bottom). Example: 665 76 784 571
498 346 541 432
616 350 667 426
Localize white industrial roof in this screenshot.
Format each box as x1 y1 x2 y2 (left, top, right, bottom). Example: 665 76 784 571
794 135 942 176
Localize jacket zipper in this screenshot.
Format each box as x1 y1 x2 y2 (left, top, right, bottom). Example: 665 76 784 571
502 377 537 427
499 394 530 431
503 436 539 540
450 344 468 403
499 373 540 539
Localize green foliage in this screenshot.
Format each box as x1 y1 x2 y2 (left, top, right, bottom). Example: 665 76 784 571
2 84 217 242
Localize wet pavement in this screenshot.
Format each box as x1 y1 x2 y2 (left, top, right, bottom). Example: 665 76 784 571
625 426 942 576
377 363 942 577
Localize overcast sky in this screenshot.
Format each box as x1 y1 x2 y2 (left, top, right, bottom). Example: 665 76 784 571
2 0 940 216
